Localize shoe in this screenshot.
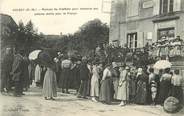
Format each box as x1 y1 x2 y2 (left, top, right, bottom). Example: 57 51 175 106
82 96 87 99
92 98 98 102
14 94 21 97
62 90 65 93
119 101 125 106
77 96 82 98
3 88 7 92
44 97 49 100
50 97 55 100
21 93 25 95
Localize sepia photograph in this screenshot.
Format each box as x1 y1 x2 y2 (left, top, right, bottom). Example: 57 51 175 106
0 0 184 116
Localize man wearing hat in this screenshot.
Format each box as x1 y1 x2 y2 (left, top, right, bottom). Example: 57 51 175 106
1 47 14 93
11 48 25 97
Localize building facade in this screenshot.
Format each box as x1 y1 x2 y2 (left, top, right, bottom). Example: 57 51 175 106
109 0 184 49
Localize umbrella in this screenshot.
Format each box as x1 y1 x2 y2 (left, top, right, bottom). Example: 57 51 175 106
153 60 172 69
37 51 55 68
29 50 42 60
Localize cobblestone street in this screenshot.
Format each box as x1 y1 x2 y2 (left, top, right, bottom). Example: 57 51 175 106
0 87 183 116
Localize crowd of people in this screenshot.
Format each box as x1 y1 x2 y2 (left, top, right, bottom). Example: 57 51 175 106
1 47 184 108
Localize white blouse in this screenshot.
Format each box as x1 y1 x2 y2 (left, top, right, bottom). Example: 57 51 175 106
102 68 112 80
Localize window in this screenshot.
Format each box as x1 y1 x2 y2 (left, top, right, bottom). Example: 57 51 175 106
160 0 174 14
127 0 139 17
127 33 137 49
158 27 175 41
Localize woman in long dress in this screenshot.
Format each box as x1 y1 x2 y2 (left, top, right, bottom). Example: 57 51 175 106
129 67 137 103
99 64 112 104
35 64 41 86
42 65 57 100
117 66 130 106
111 62 120 100
134 68 148 104
90 62 100 102
77 59 90 98
158 68 172 105
171 69 183 103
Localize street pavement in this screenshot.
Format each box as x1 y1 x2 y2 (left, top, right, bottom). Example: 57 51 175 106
0 87 183 116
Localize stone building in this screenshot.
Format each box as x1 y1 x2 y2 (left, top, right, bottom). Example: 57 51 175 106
109 0 184 49
0 14 17 65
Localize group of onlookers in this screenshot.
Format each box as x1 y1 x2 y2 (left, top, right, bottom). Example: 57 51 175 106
1 48 30 97
1 48 184 108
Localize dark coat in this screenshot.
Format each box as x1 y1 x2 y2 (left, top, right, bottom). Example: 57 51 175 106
2 54 14 73
11 54 24 82
79 63 90 81
1 53 14 90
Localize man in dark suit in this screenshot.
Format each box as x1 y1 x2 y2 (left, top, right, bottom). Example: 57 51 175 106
1 48 14 93
11 49 24 97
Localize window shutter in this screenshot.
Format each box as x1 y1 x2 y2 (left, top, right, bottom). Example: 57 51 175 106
153 0 160 15
173 0 181 11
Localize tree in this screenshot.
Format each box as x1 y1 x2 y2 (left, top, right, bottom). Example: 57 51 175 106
16 20 40 55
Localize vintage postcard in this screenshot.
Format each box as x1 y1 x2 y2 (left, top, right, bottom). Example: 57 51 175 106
0 0 184 116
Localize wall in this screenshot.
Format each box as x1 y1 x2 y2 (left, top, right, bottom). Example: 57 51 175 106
109 0 184 47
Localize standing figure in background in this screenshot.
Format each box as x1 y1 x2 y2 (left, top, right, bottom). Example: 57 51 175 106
90 61 100 102
171 69 183 103
148 68 157 105
155 69 163 104
134 68 148 104
61 56 72 93
22 55 30 91
35 64 41 87
129 67 137 103
1 48 14 93
28 61 36 87
99 64 112 104
11 49 24 97
111 62 120 100
40 65 47 87
117 66 130 106
54 57 61 85
42 64 57 100
71 60 81 93
158 68 172 105
77 57 90 98
87 61 93 96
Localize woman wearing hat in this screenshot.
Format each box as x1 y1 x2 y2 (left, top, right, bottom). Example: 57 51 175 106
134 68 148 104
90 61 100 102
99 63 112 104
111 62 120 100
117 66 130 106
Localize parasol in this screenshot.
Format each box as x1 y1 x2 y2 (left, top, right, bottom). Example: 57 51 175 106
28 50 42 60
153 60 172 69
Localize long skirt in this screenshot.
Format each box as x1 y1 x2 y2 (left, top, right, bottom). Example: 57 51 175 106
135 81 147 104
158 80 171 104
129 80 136 96
117 81 129 101
172 86 183 103
99 78 112 104
90 76 99 97
112 78 119 99
42 68 57 97
78 80 88 97
60 68 70 89
1 70 11 91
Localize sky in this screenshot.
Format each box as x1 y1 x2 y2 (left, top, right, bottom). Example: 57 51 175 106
0 0 111 35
